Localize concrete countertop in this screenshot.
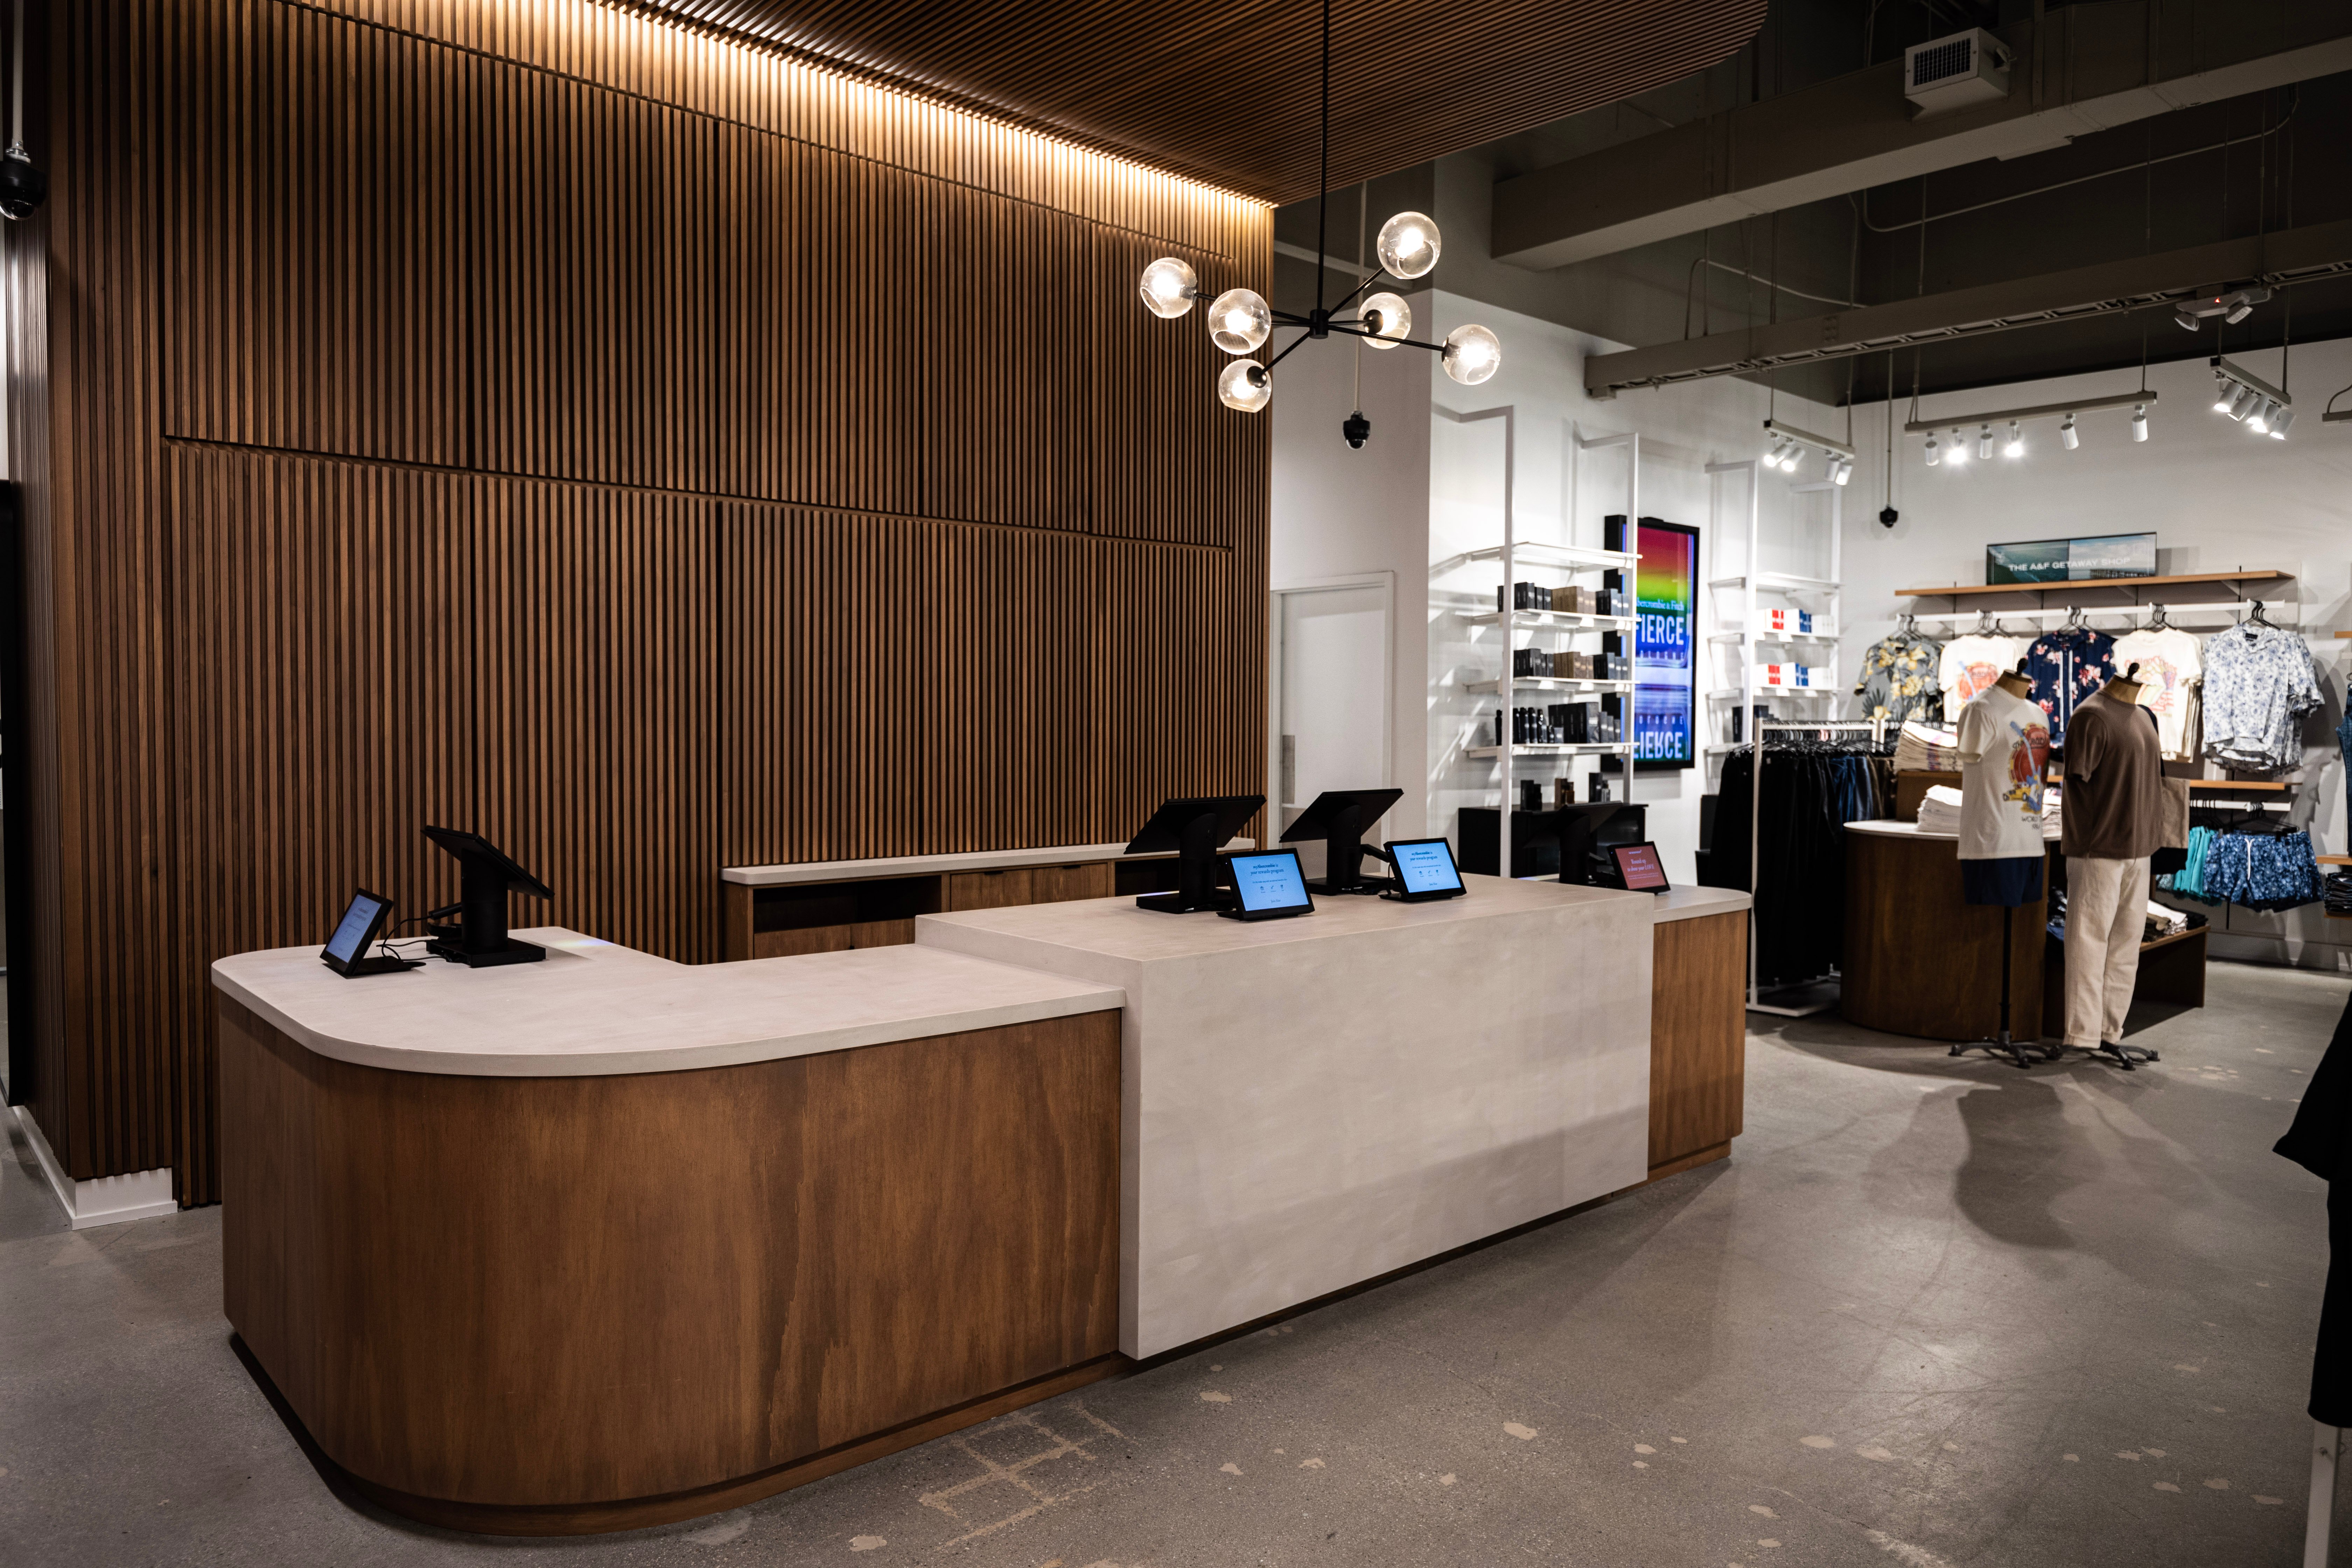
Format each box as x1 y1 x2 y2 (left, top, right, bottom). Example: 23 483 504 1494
209 926 1125 1077
722 840 1253 886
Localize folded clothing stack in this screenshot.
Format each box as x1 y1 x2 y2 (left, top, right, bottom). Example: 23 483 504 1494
2041 781 2063 840
2144 901 2188 940
1894 720 1961 774
2328 870 2352 917
1917 784 1964 836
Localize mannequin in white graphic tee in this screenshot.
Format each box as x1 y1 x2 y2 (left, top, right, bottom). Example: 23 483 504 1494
1949 666 2051 1065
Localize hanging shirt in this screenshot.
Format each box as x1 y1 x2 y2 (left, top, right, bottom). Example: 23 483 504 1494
2109 626 2204 761
1938 634 2024 707
1954 685 2050 860
2023 626 2117 748
2202 622 2323 773
1854 630 1945 724
2061 690 2165 860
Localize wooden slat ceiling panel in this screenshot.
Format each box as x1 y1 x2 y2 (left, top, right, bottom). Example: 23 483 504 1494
613 0 1770 203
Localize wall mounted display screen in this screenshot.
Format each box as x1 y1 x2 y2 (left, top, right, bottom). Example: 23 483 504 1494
1986 532 2157 584
1634 519 1698 770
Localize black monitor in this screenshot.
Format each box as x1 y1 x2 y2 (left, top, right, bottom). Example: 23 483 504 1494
320 887 422 978
1125 795 1264 913
422 826 554 967
1279 787 1405 895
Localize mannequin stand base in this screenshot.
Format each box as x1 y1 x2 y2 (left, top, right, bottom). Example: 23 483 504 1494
1948 1032 2044 1070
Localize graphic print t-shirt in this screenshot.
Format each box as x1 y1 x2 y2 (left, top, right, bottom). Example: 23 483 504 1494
2108 626 2203 761
1938 634 2025 707
1955 686 2051 860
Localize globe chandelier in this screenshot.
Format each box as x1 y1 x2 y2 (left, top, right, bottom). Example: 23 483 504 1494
1135 0 1499 447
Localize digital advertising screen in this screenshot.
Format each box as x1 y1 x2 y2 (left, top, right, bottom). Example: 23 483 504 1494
1634 519 1699 770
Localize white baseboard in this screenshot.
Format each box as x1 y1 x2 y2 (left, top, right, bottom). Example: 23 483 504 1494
10 1105 177 1228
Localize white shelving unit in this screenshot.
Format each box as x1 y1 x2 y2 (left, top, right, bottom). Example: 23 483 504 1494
1701 467 1845 762
1459 417 1641 877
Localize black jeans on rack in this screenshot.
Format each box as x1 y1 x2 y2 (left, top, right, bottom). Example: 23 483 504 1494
1705 746 1888 988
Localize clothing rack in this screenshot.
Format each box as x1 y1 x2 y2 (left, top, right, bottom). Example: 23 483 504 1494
1745 718 1889 1017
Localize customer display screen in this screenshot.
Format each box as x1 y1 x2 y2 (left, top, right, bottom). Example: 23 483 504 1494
324 891 390 964
1390 839 1464 896
1612 842 1670 892
1227 851 1312 914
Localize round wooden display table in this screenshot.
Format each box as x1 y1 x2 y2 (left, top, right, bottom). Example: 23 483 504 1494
1840 821 2047 1042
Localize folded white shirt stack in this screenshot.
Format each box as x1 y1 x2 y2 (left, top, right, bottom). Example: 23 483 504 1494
1894 720 1961 774
1917 784 1964 836
2144 901 2188 939
2040 782 2063 840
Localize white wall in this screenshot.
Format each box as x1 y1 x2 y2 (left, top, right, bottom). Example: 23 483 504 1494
1271 292 1842 883
1837 341 2352 969
1269 289 1434 848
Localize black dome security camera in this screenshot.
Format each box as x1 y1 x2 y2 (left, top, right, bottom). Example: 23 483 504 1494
1342 409 1371 449
0 146 46 221
1878 506 1899 528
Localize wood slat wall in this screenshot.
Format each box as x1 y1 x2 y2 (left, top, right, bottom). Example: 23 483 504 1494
11 0 1269 1205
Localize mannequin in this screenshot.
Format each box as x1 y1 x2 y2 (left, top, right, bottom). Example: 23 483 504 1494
1948 661 2051 1068
2059 662 2166 1069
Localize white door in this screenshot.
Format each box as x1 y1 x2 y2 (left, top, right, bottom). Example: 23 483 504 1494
1276 584 1391 858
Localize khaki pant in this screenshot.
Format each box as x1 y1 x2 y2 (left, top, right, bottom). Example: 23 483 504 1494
2065 855 2150 1048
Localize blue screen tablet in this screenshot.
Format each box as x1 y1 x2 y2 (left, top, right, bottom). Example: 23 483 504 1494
1390 839 1465 896
324 890 391 965
1225 850 1314 917
1385 837 1466 900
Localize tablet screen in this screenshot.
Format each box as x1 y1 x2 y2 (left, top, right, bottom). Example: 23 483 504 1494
1612 842 1669 892
1228 851 1312 914
1390 839 1464 895
324 891 390 964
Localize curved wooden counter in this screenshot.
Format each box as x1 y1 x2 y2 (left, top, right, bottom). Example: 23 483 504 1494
1840 822 2047 1042
214 930 1125 1535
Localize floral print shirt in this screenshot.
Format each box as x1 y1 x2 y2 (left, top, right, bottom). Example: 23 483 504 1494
1853 631 1944 724
2202 623 2323 773
2024 627 2116 748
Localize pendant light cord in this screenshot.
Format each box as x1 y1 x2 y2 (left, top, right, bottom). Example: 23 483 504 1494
1314 0 1330 317
8 0 22 156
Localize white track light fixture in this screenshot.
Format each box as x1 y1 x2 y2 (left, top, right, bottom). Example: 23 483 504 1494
1831 455 1853 485
1137 0 1494 446
1909 390 2156 464
2208 357 2293 441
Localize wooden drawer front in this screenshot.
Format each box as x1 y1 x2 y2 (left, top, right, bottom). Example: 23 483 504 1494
1032 862 1114 904
947 869 1035 911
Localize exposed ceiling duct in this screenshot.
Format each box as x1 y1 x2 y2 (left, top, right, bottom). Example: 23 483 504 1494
1494 2 2352 271
1583 217 2352 397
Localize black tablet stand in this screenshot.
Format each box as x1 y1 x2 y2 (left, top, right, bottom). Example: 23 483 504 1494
1280 787 1405 895
422 825 554 967
1125 795 1264 914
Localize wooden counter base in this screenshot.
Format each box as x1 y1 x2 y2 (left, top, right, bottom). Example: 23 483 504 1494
219 996 1121 1535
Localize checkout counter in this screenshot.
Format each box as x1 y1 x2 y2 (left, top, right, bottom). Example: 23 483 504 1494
212 870 1750 1534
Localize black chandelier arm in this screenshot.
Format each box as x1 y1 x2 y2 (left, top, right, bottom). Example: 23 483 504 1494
1326 267 1392 315
1268 308 1317 327
1262 328 1318 373
1317 324 1448 354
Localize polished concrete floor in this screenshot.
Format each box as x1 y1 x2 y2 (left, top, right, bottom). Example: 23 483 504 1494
3 959 2347 1567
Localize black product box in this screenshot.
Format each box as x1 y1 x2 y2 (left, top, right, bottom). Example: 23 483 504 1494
1499 581 1555 612
1604 514 1628 553
1512 646 1554 679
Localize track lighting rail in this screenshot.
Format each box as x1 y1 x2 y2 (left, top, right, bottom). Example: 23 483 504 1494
1900 390 2156 434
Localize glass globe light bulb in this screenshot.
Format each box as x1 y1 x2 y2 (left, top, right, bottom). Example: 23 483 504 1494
1206 287 1272 355
1357 291 1411 349
1138 256 1197 319
1217 359 1273 413
1376 211 1442 279
1441 323 1500 385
